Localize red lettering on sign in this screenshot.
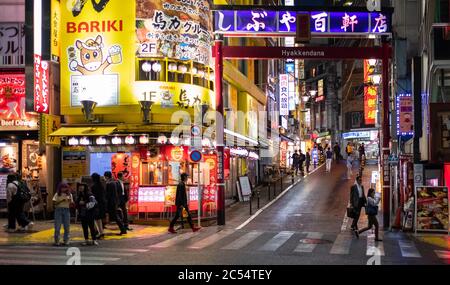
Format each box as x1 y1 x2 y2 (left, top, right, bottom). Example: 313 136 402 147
66 20 123 33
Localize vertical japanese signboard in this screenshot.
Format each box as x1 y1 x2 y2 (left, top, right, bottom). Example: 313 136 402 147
397 94 413 136
364 59 377 125
0 23 25 67
34 58 50 114
51 0 61 62
279 74 289 116
128 152 141 215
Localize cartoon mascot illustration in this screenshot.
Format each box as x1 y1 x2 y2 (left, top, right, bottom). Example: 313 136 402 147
68 35 122 75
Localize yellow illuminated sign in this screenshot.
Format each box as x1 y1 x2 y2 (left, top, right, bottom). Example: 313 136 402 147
60 0 135 115
51 0 61 62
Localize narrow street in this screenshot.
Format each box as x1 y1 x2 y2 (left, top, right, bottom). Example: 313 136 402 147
0 163 448 265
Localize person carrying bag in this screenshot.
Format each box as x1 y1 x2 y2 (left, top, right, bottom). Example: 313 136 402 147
354 188 382 242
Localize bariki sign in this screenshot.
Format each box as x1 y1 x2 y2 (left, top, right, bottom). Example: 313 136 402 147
213 7 392 37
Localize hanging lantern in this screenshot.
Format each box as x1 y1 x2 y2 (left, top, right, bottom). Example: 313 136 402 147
96 137 107 145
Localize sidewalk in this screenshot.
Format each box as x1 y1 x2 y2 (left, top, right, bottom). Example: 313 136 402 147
0 220 166 245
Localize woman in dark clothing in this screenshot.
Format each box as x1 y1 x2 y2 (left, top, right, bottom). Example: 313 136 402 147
91 173 106 239
76 184 99 246
305 149 311 174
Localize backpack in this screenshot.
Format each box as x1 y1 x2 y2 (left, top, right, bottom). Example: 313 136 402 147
13 182 32 203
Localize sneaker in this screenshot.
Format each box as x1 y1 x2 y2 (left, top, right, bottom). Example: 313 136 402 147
168 227 177 234
81 240 89 246
27 222 34 230
92 240 99 246
5 228 15 233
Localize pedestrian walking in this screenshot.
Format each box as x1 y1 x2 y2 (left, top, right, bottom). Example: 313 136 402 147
299 150 306 176
326 147 333 172
349 175 367 231
354 188 382 241
117 171 132 231
358 143 366 161
52 182 73 246
5 174 33 233
104 171 127 235
346 154 353 179
333 142 341 162
305 149 311 174
168 173 200 234
76 184 99 246
91 173 107 239
346 142 353 157
291 151 300 176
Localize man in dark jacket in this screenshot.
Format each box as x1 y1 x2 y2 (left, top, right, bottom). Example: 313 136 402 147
168 173 200 234
333 142 341 162
291 151 300 176
116 171 132 231
350 175 367 231
104 171 127 235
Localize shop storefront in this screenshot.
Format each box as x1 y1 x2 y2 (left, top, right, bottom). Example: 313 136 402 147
0 73 42 210
226 147 258 203
54 132 219 219
342 129 379 160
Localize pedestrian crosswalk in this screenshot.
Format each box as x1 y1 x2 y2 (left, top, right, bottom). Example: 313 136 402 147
0 229 447 264
144 228 446 263
0 245 149 265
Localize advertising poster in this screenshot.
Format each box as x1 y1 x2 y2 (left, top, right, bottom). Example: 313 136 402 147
415 186 449 232
0 175 7 200
0 143 18 173
202 154 216 214
26 144 40 169
364 60 377 125
111 153 131 180
0 74 37 130
397 94 413 136
136 0 212 65
165 185 177 206
62 146 87 181
128 152 141 214
60 0 135 114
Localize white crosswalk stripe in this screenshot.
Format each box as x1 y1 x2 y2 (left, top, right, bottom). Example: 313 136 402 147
188 229 235 249
330 232 353 255
0 245 147 265
259 231 295 251
222 231 264 250
366 234 385 256
294 232 323 253
149 232 201 248
398 240 421 258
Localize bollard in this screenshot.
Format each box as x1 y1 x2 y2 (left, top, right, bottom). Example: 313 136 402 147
249 192 252 215
291 172 295 184
280 174 283 192
273 180 276 197
268 182 271 201
257 190 260 209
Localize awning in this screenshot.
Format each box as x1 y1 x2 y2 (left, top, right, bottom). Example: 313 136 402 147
49 127 116 137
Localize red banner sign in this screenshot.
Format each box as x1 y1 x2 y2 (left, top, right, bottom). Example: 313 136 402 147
34 54 50 114
128 153 141 215
224 148 230 180
364 59 377 125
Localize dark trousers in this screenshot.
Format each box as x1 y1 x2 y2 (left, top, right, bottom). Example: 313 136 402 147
80 216 97 240
351 198 366 230
119 202 129 228
293 164 299 175
358 215 379 239
7 201 29 230
109 207 126 233
305 162 310 173
170 205 194 229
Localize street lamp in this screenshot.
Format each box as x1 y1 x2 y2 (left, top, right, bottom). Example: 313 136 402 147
139 93 154 124
370 74 382 85
80 100 97 122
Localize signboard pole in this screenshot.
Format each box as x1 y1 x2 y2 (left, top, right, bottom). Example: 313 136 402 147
198 163 201 227
215 37 225 225
381 39 391 229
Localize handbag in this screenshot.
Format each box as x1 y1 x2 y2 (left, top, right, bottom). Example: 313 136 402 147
366 205 378 216
346 206 356 218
